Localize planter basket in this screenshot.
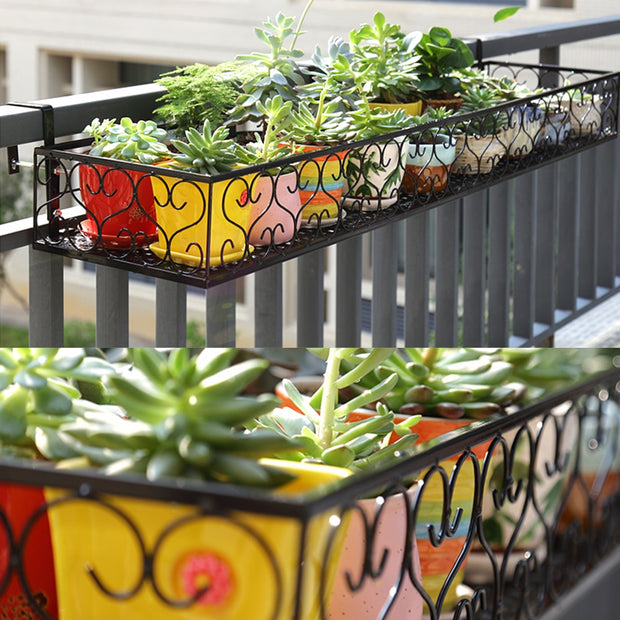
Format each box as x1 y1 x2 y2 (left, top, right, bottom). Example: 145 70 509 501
0 368 619 619
33 62 618 288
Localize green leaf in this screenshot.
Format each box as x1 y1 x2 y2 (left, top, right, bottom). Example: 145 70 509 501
0 385 29 441
493 7 522 23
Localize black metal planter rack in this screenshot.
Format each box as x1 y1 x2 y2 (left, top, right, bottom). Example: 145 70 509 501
32 62 619 289
0 366 619 619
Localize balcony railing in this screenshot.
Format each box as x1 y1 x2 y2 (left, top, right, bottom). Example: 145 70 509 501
0 16 619 347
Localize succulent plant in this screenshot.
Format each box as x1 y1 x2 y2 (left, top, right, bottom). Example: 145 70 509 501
228 8 310 125
81 348 302 487
347 12 423 105
168 119 239 175
254 348 421 472
234 96 298 171
84 117 170 164
0 347 117 455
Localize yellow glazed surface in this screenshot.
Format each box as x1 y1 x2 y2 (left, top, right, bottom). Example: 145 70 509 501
45 460 350 619
150 173 254 267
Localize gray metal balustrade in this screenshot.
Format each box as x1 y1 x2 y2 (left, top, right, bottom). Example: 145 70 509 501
0 16 619 348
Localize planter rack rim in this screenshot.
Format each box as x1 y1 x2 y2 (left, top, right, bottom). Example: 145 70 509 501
0 366 618 521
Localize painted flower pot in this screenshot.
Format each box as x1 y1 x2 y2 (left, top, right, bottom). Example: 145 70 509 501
79 164 158 248
504 104 544 158
413 417 490 613
247 170 303 246
150 171 254 267
466 406 578 586
0 483 58 618
537 109 571 148
297 145 348 228
452 132 507 175
423 95 464 114
559 401 620 531
327 489 423 620
44 459 350 620
402 134 457 195
343 136 409 211
562 94 603 138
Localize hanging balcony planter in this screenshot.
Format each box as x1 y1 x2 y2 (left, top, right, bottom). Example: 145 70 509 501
32 61 618 289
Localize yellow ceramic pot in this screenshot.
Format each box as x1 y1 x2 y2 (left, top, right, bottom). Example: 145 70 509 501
150 169 255 268
44 460 350 619
369 100 423 117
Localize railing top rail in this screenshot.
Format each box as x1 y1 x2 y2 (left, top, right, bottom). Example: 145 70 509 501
466 14 620 59
0 16 618 149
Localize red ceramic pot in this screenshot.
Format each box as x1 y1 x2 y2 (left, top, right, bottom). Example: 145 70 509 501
0 483 58 618
79 163 158 248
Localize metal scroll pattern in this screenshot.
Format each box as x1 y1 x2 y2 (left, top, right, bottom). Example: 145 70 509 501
32 63 619 289
0 374 619 619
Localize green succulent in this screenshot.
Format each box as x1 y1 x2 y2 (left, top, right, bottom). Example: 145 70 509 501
348 12 422 105
82 349 301 487
168 119 239 175
234 96 297 171
457 85 509 136
228 10 309 125
0 348 117 453
255 348 421 472
85 117 170 165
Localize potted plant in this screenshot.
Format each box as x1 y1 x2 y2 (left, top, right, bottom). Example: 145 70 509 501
1 348 350 620
234 96 304 246
255 348 424 619
308 46 412 212
80 117 170 248
560 85 604 138
458 68 544 158
413 27 475 111
402 106 457 195
347 12 423 116
150 120 254 268
227 6 311 128
276 347 532 614
451 85 510 175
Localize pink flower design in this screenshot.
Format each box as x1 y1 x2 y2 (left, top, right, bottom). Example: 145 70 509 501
180 551 234 606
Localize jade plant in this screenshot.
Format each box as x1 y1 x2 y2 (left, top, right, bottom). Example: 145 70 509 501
254 348 421 472
84 117 170 164
413 26 475 100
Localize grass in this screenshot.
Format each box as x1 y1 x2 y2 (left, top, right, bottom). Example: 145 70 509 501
0 320 205 347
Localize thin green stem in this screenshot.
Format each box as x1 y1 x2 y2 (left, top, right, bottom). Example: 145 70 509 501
318 348 342 450
290 0 315 51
